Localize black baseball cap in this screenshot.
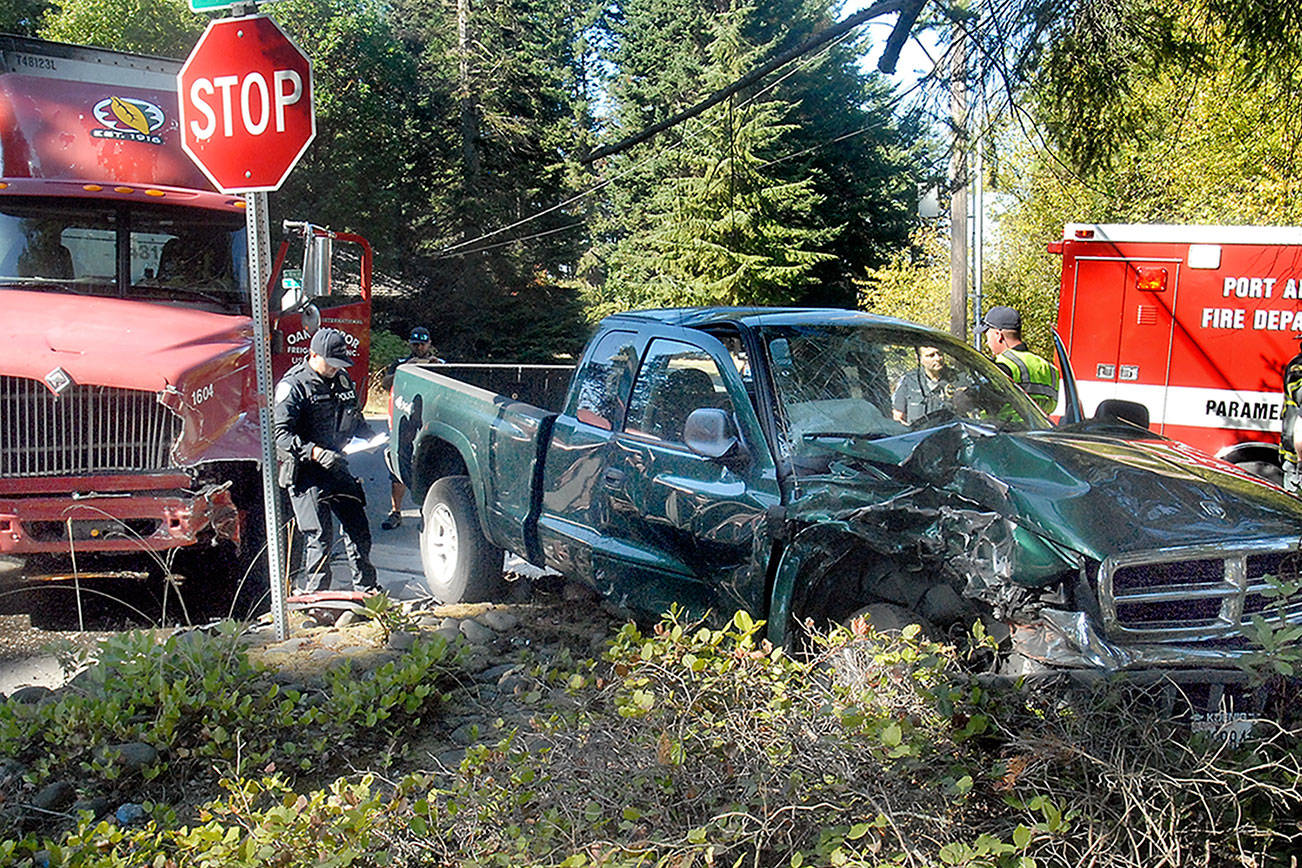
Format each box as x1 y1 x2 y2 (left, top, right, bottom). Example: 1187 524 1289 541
309 328 353 368
977 306 1021 333
409 327 430 343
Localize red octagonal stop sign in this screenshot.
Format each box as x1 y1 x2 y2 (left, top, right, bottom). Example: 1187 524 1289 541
178 15 315 193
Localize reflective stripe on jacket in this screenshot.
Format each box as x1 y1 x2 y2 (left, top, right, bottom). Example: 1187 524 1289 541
1281 352 1302 463
995 345 1059 412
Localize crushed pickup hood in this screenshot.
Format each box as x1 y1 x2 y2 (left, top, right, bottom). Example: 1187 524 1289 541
0 289 251 391
793 422 1302 670
812 422 1302 561
969 429 1302 555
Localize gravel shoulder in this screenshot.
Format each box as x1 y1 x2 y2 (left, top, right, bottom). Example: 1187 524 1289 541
0 614 129 698
0 575 621 713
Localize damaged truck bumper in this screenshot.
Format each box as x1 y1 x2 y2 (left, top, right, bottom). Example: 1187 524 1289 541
783 444 1302 672
0 472 238 556
1011 537 1302 671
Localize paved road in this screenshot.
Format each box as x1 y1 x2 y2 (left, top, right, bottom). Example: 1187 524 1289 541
347 416 542 598
352 415 427 599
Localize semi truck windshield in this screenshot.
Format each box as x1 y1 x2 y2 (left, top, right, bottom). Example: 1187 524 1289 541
0 199 248 310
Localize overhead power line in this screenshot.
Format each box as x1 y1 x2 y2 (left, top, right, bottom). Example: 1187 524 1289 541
433 0 929 260
582 0 926 164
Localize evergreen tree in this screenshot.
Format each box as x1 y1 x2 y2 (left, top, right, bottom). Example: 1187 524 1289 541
741 0 930 306
270 0 431 278
385 0 597 358
590 0 932 312
602 7 835 308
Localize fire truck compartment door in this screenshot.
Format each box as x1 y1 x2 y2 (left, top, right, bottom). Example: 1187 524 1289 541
1070 256 1178 432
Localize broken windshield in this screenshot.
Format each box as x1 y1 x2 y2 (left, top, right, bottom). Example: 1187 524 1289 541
0 197 248 310
758 324 1050 467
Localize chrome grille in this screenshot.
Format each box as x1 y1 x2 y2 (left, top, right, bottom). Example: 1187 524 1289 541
1099 539 1302 644
0 375 181 476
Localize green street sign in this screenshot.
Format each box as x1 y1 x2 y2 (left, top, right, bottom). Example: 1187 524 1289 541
188 0 276 12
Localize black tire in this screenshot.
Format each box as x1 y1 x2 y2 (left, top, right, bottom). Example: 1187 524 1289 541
419 476 504 602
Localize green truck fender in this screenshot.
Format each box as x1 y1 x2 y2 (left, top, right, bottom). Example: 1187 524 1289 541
410 420 486 513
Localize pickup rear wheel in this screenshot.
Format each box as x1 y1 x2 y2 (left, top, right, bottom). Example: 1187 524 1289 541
419 476 504 603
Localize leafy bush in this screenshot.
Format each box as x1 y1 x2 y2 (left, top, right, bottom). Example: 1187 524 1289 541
4 611 1300 867
368 328 410 378
0 622 459 855
388 610 1044 866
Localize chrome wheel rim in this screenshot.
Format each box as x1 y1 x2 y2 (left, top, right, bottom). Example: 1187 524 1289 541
422 501 459 584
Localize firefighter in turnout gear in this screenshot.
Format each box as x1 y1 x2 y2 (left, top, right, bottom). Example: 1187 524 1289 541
1280 349 1302 493
273 328 379 593
978 306 1060 414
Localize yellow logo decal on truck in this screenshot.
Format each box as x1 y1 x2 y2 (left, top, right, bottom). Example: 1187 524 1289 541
91 96 165 145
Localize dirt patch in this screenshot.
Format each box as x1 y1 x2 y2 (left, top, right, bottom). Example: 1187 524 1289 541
0 576 620 700
0 614 159 697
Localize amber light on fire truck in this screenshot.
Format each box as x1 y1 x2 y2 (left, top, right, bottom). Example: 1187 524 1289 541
1135 267 1168 293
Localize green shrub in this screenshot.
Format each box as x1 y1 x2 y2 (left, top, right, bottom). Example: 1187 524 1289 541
6 611 1300 867
0 623 458 853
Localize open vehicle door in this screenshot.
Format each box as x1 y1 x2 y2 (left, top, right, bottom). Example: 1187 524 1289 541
270 221 373 384
1053 328 1084 425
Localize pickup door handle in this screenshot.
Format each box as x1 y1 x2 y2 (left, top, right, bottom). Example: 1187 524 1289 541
602 467 626 489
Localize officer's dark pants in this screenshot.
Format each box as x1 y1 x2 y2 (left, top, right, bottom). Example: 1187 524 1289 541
287 468 378 592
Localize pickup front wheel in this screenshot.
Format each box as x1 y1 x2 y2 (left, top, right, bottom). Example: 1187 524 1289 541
419 476 505 603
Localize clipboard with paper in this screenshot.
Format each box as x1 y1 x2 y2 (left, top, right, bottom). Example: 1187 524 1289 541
343 431 389 454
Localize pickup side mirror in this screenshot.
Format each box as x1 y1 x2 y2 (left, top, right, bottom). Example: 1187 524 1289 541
683 407 744 462
1093 398 1150 430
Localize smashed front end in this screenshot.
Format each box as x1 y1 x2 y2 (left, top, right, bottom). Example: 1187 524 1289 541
787 420 1302 673
758 319 1302 674
0 374 244 560
1015 540 1302 671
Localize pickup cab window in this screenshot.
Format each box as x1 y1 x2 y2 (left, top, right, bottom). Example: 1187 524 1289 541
568 329 639 430
626 339 735 443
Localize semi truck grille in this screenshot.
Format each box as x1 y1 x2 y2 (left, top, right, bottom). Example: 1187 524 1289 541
0 375 181 477
1099 540 1302 644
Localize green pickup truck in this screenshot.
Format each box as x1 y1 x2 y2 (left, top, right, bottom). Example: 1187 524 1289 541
387 308 1302 673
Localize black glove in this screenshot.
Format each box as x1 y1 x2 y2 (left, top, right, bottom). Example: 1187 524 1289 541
316 448 347 472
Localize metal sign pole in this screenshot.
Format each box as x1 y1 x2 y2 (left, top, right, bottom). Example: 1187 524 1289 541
246 190 290 640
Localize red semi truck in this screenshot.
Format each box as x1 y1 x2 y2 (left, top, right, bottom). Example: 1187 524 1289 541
0 35 372 609
1053 223 1302 482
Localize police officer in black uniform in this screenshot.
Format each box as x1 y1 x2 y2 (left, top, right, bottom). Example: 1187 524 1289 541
273 328 379 593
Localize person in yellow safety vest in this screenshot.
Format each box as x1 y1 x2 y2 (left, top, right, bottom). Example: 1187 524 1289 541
978 306 1060 414
1279 349 1302 493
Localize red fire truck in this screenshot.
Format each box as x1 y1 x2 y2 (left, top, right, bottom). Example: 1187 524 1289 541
1053 223 1302 482
0 35 372 612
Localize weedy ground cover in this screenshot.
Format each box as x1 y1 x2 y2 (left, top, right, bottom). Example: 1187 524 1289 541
0 608 1298 866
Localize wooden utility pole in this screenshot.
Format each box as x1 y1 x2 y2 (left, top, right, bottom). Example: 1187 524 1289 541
458 0 480 236
949 29 968 341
